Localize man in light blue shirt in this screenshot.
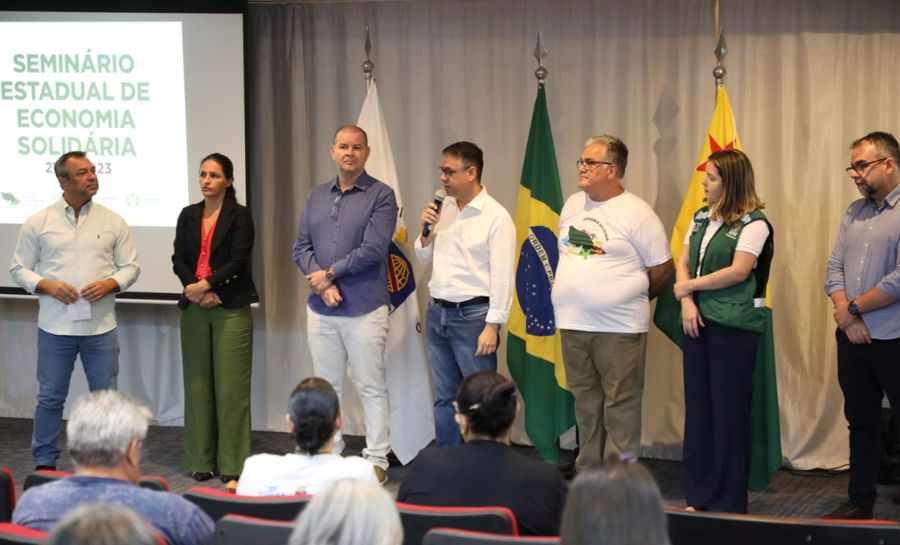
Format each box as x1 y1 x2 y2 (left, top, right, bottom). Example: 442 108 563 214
292 125 398 481
13 390 213 545
9 151 140 470
824 131 900 520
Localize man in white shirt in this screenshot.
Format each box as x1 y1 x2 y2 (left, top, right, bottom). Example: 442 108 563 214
415 141 516 446
9 151 140 470
551 135 673 472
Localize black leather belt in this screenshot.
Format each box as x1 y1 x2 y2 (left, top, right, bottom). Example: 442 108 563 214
433 296 489 308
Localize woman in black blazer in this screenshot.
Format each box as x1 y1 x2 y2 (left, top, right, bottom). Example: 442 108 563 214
172 153 258 484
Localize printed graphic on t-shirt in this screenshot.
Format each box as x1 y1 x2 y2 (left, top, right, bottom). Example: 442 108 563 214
560 217 608 258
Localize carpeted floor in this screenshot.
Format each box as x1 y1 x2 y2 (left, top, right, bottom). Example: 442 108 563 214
3 417 900 520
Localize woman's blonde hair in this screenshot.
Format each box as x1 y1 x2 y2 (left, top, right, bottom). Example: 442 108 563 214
707 149 764 224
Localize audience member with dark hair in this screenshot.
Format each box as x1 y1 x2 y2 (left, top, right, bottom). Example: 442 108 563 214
237 377 378 495
12 390 214 545
397 372 567 535
560 457 670 545
289 479 402 545
47 503 159 545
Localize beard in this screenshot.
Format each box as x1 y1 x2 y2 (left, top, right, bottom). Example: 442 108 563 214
857 182 877 197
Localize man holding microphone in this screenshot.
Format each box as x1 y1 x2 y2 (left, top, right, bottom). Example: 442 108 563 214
415 141 516 446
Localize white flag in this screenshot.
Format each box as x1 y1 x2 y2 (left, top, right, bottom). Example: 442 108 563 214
357 79 434 464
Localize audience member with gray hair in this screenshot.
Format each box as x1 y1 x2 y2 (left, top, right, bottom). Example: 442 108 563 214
47 503 159 545
290 479 402 545
560 457 670 545
13 390 214 545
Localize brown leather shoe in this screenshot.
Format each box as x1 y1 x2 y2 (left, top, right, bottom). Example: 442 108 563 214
823 502 874 520
374 466 388 486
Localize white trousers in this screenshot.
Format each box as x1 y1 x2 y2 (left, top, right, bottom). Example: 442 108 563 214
306 305 390 469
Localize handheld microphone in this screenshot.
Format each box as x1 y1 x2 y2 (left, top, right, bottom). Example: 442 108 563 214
422 189 446 238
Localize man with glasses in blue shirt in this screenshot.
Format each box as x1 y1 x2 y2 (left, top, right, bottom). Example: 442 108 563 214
825 131 900 520
293 125 398 484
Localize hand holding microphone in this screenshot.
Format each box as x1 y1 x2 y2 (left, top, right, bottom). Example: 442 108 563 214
420 189 446 244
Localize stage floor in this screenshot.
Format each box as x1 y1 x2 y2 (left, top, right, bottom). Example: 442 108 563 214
3 417 899 520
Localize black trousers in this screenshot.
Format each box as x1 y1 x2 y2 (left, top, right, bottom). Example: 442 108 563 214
836 329 900 510
683 321 759 513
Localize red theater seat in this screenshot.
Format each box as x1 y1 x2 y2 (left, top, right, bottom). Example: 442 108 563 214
183 487 310 522
424 528 559 545
214 514 294 545
0 523 46 545
0 468 15 523
396 503 518 545
666 508 900 545
22 470 170 493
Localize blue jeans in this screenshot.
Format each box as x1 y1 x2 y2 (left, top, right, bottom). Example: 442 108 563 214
426 301 497 446
33 328 119 466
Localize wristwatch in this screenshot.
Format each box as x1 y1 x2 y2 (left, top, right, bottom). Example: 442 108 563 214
325 268 336 282
848 300 861 317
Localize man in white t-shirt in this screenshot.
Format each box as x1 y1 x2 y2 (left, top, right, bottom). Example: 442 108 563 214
551 135 673 472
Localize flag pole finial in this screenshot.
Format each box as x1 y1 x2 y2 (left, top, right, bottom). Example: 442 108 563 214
712 0 726 84
362 24 375 83
713 30 727 83
533 32 549 85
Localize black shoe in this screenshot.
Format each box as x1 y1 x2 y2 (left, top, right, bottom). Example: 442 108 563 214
220 474 240 484
823 502 874 519
34 465 56 471
191 471 215 482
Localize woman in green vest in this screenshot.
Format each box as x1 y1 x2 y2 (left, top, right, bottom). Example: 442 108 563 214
673 149 774 513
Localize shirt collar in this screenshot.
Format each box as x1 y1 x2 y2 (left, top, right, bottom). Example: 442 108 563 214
882 184 900 209
330 171 373 193
462 185 488 211
58 196 93 214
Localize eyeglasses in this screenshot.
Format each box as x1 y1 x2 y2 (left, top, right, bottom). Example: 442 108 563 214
576 158 613 170
438 164 472 177
846 157 889 176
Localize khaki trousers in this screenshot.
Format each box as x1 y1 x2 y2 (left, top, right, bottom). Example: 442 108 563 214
560 329 647 472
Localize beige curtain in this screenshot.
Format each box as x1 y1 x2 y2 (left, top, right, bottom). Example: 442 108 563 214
3 0 899 470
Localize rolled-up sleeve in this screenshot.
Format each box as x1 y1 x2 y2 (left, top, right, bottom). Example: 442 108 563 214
9 219 43 294
414 233 434 264
486 214 516 324
293 192 322 275
875 237 900 298
825 211 849 296
110 218 140 291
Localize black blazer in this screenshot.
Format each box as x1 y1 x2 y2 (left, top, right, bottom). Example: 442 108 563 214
172 198 259 309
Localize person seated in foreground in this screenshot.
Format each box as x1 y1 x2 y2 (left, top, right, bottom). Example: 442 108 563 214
289 479 402 545
397 371 568 535
13 390 213 545
47 503 160 545
560 456 670 545
237 377 379 495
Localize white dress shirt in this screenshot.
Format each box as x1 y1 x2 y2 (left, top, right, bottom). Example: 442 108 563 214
10 198 140 336
414 187 515 324
236 452 377 496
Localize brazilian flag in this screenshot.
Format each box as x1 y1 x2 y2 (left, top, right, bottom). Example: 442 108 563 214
507 84 575 463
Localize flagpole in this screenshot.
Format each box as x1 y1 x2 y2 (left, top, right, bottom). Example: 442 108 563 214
362 24 374 84
533 32 548 86
712 0 727 86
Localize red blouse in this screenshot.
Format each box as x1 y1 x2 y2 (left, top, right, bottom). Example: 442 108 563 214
194 217 218 280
